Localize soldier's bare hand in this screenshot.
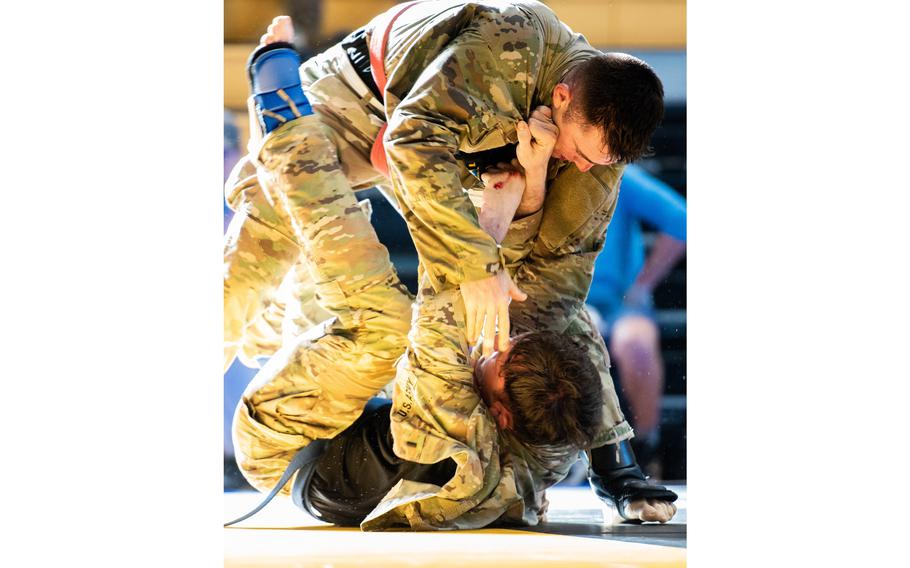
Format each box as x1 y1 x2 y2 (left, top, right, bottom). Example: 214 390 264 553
623 499 677 523
516 106 558 174
461 271 527 357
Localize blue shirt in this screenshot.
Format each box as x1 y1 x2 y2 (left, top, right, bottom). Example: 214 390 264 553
587 165 687 310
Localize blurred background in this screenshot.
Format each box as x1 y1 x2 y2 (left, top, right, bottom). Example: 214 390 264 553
224 0 686 488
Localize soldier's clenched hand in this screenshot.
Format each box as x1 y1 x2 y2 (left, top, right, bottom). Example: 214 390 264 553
516 106 558 174
461 271 527 357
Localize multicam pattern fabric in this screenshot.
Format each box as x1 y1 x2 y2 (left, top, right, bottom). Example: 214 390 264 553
360 273 585 530
230 116 414 495
364 1 634 528
365 162 632 531
379 0 602 290
225 0 636 530
508 163 633 449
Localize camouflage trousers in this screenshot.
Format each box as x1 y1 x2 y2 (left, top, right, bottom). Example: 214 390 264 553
227 111 414 495
224 44 391 369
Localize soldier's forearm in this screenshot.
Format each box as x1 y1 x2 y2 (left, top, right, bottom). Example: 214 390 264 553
385 140 504 288
478 180 524 243
515 165 547 217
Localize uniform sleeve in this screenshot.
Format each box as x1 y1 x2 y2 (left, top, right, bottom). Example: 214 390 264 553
501 208 544 270
386 273 508 518
377 273 551 529
389 276 483 464
508 164 623 329
383 34 528 290
508 164 633 447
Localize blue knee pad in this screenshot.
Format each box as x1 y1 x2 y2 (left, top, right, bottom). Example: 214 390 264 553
247 42 314 135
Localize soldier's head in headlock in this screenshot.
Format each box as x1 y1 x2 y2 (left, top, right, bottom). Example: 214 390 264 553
460 52 664 181
474 331 603 448
549 53 664 173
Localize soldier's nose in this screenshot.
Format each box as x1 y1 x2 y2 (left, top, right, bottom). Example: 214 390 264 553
576 160 594 172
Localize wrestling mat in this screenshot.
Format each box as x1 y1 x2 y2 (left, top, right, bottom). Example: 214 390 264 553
224 484 687 567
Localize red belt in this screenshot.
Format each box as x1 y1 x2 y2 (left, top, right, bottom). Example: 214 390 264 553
368 1 420 178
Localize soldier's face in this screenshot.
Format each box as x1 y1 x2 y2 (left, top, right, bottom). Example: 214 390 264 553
473 333 535 430
550 84 617 172
473 343 510 409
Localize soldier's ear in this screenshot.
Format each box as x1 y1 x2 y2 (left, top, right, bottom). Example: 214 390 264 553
490 401 514 431
552 83 572 111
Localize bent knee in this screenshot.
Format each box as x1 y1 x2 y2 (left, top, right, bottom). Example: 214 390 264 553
610 316 660 360
230 408 291 493
351 283 414 349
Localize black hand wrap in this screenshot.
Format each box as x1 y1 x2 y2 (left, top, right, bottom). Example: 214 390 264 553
587 439 678 521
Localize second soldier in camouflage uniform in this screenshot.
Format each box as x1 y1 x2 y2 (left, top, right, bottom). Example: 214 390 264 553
229 111 416 495
227 0 674 528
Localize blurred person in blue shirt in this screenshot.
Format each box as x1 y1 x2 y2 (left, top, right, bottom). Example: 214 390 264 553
586 164 686 472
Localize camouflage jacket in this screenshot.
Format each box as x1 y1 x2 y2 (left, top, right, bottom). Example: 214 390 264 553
361 163 631 531
377 0 634 446
378 0 607 290
353 0 635 530
362 273 580 530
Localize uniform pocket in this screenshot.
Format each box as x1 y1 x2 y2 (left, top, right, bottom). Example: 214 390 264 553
306 73 382 148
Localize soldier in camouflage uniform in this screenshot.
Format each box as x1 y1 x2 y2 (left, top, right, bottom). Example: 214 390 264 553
226 0 677 529
228 111 417 496
229 109 668 529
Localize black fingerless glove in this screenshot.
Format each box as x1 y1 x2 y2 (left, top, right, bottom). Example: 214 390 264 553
587 439 678 521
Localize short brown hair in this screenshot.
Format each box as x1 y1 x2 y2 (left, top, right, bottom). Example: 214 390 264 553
501 331 604 448
565 53 665 163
